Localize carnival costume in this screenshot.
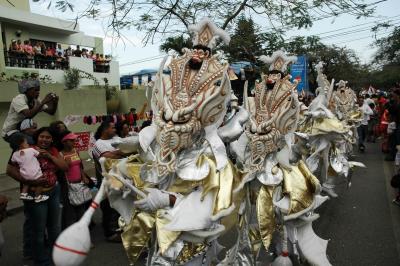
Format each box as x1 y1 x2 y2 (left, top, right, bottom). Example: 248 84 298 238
229 52 331 265
296 62 364 199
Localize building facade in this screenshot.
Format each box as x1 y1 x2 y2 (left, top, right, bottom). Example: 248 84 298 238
0 0 120 87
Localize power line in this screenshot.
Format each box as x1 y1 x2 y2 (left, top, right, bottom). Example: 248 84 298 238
120 55 165 66
260 0 389 33
314 15 400 36
319 21 400 40
332 30 392 45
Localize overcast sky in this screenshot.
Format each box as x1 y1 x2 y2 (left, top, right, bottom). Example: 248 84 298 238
30 0 398 74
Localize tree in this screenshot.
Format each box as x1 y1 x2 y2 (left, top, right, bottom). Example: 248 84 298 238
374 26 400 65
34 0 375 45
281 36 366 91
159 35 192 55
370 26 400 89
222 16 264 63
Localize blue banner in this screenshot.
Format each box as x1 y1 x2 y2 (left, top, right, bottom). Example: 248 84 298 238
290 55 308 93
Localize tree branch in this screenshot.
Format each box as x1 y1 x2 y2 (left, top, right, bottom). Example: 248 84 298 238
222 0 249 29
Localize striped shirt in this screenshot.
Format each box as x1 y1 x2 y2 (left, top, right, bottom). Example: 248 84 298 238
93 137 121 159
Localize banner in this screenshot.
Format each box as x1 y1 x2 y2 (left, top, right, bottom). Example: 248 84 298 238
290 55 308 93
74 132 91 152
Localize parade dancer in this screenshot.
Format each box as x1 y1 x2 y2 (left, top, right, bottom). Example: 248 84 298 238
54 18 250 266
297 62 364 198
230 51 331 265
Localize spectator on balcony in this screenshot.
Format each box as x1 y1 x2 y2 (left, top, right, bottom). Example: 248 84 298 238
45 46 56 69
55 52 66 69
95 54 105 72
33 42 43 69
8 40 19 66
65 46 72 57
2 79 59 150
89 50 95 60
56 44 64 57
17 40 24 53
14 40 26 68
23 41 34 68
33 42 41 55
81 48 89 58
73 45 82 57
40 42 46 56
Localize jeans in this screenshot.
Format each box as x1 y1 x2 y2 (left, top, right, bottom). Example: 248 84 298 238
100 198 120 237
357 125 368 146
62 200 90 229
23 201 33 258
25 184 61 266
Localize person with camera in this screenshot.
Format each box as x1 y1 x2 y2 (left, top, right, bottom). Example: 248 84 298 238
2 79 58 151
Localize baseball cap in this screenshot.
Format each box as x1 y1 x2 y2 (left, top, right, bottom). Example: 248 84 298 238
61 133 78 142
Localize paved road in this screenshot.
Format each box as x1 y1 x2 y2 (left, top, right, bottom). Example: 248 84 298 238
1 143 399 266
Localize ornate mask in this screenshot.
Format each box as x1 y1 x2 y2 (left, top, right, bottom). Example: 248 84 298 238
244 51 300 171
151 18 231 176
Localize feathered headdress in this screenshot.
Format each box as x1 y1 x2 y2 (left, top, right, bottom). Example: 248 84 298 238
336 80 348 87
259 50 297 73
188 18 231 49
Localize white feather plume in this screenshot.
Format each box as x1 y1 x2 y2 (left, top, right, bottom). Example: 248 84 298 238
188 17 230 49
259 50 297 72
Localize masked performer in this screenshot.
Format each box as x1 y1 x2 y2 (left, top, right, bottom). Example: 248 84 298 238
296 62 364 199
229 51 331 265
98 18 251 266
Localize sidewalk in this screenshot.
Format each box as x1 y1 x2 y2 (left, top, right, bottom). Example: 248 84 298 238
0 158 95 214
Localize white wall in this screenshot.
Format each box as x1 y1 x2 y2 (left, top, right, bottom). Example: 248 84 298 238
69 57 120 87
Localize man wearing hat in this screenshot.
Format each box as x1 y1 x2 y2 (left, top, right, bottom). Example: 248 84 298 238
2 79 58 149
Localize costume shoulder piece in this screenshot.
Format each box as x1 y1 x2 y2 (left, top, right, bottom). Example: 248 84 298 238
152 18 231 176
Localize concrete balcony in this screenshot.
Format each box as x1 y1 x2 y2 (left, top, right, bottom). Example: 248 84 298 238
4 56 120 87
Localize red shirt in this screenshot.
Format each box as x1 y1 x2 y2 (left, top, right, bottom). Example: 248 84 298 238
33 146 59 188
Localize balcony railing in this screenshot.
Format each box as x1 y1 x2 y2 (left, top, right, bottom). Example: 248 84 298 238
93 60 110 73
4 51 111 73
4 51 69 70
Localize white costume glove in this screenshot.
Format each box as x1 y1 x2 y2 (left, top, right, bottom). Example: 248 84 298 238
134 188 170 212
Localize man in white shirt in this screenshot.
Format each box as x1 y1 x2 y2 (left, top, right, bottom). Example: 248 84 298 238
2 79 58 149
93 121 126 242
55 44 64 57
357 96 374 151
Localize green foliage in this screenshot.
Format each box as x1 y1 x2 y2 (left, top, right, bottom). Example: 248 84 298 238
103 78 118 100
222 16 264 64
0 71 53 84
64 68 99 90
374 26 400 65
37 0 375 45
160 35 193 55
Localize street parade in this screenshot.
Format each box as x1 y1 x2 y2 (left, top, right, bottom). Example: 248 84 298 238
0 0 399 266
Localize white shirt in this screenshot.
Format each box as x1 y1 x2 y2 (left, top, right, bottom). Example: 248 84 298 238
93 136 121 159
2 94 47 137
360 101 374 126
365 98 374 106
56 48 64 56
11 148 42 180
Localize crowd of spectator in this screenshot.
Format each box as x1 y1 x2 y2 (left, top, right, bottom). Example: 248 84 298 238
5 40 111 72
0 78 153 264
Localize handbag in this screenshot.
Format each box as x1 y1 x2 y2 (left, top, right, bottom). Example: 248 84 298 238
67 182 92 206
61 151 93 206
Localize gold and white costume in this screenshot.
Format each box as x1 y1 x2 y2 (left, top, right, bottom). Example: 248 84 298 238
101 18 249 265
230 52 331 265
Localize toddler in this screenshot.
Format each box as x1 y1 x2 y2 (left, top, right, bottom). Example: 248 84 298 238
11 134 48 203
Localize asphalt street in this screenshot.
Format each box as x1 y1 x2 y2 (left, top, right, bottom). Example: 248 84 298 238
0 142 399 266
